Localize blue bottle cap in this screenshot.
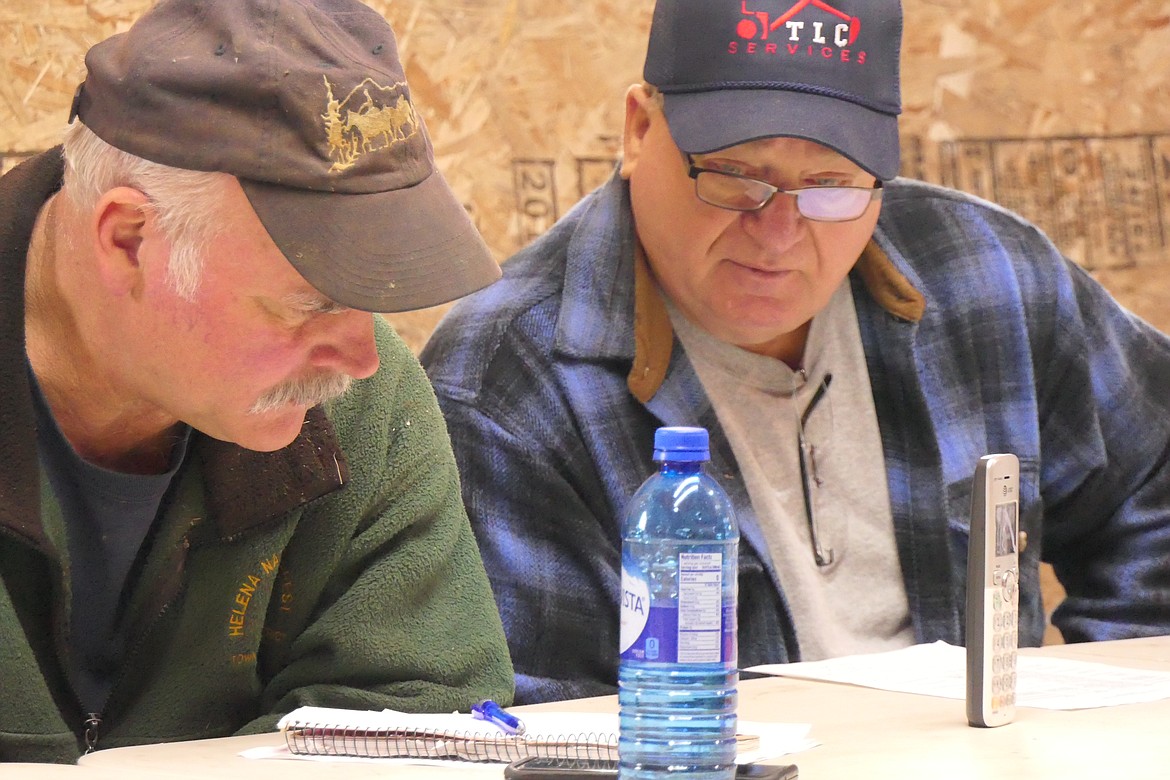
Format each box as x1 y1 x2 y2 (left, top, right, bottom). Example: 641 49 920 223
653 426 710 462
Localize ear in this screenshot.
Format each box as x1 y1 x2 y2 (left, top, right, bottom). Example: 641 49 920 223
620 84 656 180
90 186 152 297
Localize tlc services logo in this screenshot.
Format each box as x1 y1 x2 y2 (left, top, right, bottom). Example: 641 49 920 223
729 0 867 62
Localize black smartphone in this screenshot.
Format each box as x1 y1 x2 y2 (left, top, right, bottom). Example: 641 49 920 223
737 764 799 780
504 757 797 780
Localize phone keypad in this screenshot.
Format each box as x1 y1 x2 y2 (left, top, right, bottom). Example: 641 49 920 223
989 569 1019 713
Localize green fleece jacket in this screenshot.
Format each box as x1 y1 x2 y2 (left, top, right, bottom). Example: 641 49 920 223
0 150 514 764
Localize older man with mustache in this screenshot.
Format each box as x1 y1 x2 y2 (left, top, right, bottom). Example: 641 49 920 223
0 0 511 763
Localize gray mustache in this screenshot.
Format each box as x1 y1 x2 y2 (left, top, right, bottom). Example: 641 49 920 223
248 373 353 415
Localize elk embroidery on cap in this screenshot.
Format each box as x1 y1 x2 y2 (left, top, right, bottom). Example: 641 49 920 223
322 76 419 173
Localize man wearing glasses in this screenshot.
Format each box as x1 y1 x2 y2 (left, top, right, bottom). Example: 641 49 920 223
422 0 1170 704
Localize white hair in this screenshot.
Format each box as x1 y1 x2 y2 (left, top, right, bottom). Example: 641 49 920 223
60 122 233 299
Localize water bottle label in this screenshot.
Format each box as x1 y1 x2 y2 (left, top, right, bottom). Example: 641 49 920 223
628 603 679 662
619 563 650 655
620 552 733 664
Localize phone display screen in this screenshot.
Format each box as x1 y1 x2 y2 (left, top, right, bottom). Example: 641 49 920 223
994 501 1017 556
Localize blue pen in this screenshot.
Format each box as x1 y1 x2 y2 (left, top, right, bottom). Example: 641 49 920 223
471 699 525 735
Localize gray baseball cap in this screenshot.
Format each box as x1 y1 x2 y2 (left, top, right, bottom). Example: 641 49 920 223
71 0 500 312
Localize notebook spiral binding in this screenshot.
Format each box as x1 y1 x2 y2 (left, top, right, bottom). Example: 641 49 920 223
283 720 620 762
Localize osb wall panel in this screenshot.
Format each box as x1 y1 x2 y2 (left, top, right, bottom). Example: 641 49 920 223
4 0 1170 354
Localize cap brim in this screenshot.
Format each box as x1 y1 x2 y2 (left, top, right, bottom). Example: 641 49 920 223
662 89 900 182
240 171 500 313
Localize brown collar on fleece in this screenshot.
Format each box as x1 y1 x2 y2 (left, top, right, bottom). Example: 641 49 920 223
196 406 348 538
626 240 926 403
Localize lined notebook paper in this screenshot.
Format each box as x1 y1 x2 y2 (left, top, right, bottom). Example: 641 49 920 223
279 706 620 762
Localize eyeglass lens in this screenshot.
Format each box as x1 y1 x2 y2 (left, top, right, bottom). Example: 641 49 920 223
694 170 877 221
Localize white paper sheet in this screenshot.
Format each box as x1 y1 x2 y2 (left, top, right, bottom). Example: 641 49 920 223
748 640 1170 709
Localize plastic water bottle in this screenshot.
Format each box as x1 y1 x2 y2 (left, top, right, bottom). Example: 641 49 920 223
618 426 739 780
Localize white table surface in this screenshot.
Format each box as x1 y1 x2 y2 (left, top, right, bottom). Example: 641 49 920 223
66 635 1170 779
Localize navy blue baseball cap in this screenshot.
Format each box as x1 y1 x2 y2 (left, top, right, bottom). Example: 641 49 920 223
643 0 903 181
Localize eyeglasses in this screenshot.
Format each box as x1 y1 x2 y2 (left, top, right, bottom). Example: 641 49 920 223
797 373 834 567
686 156 882 222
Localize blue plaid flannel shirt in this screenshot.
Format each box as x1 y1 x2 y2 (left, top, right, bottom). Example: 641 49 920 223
422 173 1170 705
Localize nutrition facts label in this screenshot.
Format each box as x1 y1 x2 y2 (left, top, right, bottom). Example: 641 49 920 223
678 552 723 663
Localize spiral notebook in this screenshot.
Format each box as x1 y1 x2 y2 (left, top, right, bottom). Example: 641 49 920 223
277 705 774 763
278 705 621 762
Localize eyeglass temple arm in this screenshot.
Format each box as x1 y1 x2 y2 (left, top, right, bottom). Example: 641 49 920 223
799 374 834 567
797 436 834 567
